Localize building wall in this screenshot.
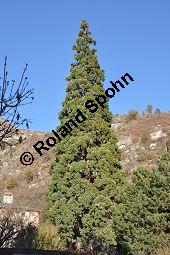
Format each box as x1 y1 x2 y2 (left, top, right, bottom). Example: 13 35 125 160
3 193 13 204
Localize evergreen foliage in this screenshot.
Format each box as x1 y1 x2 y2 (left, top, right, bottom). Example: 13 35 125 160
48 20 124 252
113 150 170 255
48 20 169 254
155 108 161 114
146 104 153 115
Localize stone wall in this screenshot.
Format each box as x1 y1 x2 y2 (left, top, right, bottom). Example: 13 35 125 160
0 207 39 226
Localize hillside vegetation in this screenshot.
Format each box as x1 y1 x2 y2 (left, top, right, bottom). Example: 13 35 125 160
0 112 169 212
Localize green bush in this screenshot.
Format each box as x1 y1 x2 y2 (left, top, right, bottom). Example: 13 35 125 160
113 151 170 255
33 221 64 250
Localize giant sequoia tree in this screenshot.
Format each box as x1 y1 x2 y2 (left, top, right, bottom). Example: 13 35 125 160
48 20 124 252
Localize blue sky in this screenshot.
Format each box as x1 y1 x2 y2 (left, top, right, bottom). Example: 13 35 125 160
0 0 169 131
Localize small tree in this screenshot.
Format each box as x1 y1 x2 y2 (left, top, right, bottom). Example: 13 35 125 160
0 57 34 147
0 210 23 247
155 108 161 114
146 104 153 115
127 110 138 121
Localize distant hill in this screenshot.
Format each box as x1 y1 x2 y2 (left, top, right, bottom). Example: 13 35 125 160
0 112 169 212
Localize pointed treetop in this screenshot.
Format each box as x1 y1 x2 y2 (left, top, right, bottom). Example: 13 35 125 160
73 20 96 49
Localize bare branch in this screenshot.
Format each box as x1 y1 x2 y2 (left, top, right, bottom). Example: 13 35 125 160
0 57 34 148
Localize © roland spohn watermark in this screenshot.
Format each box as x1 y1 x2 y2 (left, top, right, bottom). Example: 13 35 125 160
20 72 134 166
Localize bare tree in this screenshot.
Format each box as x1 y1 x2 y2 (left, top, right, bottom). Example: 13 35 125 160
0 209 37 248
0 57 34 148
0 211 23 247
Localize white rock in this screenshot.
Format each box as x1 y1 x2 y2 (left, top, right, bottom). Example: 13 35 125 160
131 145 139 151
150 130 167 141
124 159 130 164
13 135 18 140
16 170 21 175
129 152 138 161
29 183 36 189
149 143 156 150
117 136 132 149
0 151 5 156
3 162 8 168
111 123 122 129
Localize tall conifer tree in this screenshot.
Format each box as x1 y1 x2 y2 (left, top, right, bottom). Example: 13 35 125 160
48 20 124 252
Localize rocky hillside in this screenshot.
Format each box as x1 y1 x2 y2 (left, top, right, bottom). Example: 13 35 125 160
0 112 169 212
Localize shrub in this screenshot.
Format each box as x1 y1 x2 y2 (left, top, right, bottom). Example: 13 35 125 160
141 134 150 145
6 176 17 190
25 170 34 184
155 108 161 114
33 221 64 250
146 104 153 114
127 110 138 121
0 179 5 191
